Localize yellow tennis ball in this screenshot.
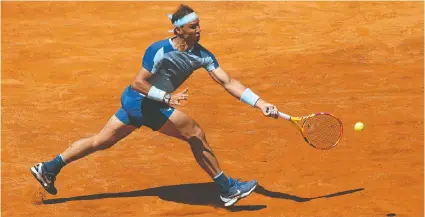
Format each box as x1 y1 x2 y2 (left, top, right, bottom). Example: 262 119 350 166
354 122 364 131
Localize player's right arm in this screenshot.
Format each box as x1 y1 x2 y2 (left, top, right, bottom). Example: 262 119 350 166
131 68 188 105
131 67 154 95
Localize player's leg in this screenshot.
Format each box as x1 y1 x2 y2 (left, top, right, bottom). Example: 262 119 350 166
30 114 137 195
31 85 144 195
61 115 136 163
157 109 257 207
158 109 222 178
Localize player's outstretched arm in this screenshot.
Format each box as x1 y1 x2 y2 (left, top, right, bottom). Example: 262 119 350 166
209 67 278 118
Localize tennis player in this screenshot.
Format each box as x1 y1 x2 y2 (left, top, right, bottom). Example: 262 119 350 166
30 4 279 207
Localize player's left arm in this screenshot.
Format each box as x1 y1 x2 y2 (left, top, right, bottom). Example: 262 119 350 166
209 67 278 118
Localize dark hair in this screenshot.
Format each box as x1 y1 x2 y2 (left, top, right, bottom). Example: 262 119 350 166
171 4 195 26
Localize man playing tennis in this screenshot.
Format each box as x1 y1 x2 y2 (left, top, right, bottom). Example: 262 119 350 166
30 4 279 207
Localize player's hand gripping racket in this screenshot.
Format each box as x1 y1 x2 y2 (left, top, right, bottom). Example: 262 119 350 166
273 110 343 150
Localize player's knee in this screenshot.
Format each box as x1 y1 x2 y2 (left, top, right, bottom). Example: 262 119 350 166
193 127 206 140
184 121 205 140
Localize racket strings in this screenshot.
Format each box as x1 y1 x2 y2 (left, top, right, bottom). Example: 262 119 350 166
302 115 342 149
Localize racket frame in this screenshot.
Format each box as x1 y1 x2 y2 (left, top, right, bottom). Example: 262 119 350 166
278 111 343 150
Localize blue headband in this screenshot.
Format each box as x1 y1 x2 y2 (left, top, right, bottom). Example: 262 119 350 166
167 12 198 27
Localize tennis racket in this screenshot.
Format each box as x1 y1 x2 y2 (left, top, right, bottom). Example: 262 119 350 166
275 111 343 150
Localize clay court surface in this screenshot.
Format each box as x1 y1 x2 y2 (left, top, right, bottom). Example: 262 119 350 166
2 1 424 217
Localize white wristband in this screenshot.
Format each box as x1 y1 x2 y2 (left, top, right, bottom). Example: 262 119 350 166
240 88 260 107
147 86 166 102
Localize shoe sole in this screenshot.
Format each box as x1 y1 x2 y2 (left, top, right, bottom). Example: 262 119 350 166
223 183 257 207
30 165 57 195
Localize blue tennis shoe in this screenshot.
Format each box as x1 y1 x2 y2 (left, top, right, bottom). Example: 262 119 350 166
219 177 257 207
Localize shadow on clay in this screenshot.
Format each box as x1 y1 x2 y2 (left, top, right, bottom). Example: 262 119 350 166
41 182 364 212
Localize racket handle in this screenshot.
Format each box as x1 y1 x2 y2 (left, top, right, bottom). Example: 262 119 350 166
278 111 291 120
265 107 291 120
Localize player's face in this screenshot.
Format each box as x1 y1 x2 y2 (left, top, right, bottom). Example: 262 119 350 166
180 19 201 42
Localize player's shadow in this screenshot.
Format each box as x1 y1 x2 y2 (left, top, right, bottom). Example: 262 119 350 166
254 185 365 202
42 182 364 211
42 182 265 212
